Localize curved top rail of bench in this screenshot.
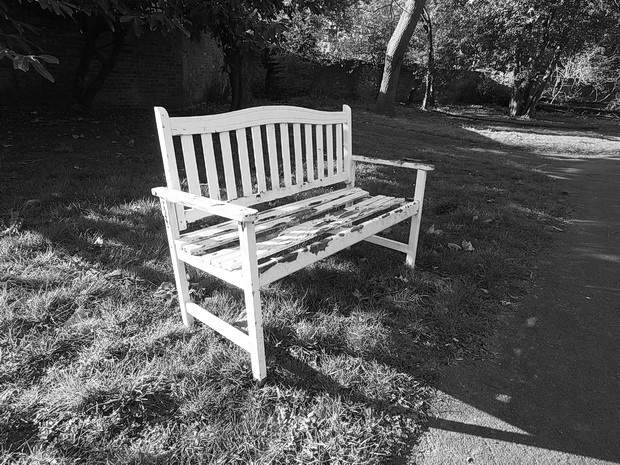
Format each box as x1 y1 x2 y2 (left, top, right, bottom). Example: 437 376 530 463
157 105 351 136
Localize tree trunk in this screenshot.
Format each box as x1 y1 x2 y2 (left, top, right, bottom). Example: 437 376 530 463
404 79 422 105
510 47 561 117
510 77 547 117
72 16 125 113
81 29 125 112
226 50 254 111
375 0 426 116
421 7 435 110
227 51 243 110
509 77 530 116
71 16 103 109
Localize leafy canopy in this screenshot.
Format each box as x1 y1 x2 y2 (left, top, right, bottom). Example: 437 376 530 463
1 0 189 81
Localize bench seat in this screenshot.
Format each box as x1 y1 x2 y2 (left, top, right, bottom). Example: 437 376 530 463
175 187 419 286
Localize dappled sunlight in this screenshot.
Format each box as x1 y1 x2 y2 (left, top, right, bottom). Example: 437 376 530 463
572 247 620 263
466 147 511 155
428 392 531 438
425 403 611 461
463 125 620 159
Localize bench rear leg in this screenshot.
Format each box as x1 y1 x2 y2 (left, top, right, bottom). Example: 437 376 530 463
406 170 428 268
239 220 267 381
160 199 195 326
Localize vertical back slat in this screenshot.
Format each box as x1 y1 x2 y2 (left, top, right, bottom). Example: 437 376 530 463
251 126 267 193
326 125 334 177
316 125 324 180
336 123 343 175
219 132 237 200
236 128 253 196
266 124 280 189
280 123 292 188
180 135 201 195
304 124 314 182
200 133 221 200
293 124 303 185
343 105 354 187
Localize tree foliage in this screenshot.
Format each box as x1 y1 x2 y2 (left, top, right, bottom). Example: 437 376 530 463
187 0 349 110
0 0 62 81
5 0 620 115
327 0 399 67
2 0 189 110
440 0 620 116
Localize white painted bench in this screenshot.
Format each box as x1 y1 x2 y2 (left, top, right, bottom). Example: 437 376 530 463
152 105 433 381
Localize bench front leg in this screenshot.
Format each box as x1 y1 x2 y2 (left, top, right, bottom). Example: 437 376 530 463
406 169 428 268
160 199 195 326
238 218 267 382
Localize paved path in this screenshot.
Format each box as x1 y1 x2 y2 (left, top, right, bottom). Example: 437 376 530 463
413 155 620 464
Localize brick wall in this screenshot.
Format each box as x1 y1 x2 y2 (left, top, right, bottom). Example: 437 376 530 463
0 15 228 109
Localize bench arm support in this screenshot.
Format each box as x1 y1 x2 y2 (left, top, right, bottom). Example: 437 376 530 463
152 187 258 222
353 155 434 171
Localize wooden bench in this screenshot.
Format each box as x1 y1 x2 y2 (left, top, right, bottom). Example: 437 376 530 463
152 105 433 381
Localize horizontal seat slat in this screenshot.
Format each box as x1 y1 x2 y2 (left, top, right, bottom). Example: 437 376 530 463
179 188 370 255
210 195 407 271
258 200 419 285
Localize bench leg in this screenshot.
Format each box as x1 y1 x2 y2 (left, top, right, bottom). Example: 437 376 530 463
406 170 428 268
160 199 195 326
171 259 194 326
244 282 266 381
239 220 267 381
406 214 422 267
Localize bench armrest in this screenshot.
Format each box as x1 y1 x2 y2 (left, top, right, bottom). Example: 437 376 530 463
353 155 434 171
152 187 258 222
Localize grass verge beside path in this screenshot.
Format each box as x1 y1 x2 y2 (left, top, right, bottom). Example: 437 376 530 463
0 105 568 464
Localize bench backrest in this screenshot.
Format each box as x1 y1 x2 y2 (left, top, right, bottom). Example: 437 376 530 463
155 105 354 227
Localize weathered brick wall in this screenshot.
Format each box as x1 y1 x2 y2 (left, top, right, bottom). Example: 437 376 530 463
0 15 227 109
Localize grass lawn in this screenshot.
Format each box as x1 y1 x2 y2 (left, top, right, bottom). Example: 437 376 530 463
0 103 574 463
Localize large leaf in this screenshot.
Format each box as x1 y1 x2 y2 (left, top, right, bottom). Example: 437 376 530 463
29 56 55 82
37 54 59 64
